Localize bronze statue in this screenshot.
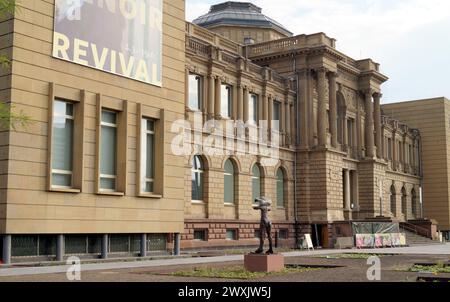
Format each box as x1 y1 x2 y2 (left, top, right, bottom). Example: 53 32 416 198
253 197 274 254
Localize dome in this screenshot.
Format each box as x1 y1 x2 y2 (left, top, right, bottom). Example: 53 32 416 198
192 1 293 37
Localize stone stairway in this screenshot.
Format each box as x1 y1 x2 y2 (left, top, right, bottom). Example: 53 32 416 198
402 229 443 246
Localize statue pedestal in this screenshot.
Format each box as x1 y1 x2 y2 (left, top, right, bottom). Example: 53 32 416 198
244 254 285 273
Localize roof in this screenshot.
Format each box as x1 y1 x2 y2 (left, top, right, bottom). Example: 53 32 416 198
192 1 293 37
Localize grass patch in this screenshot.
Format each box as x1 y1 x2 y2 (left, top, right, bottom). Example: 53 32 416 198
171 265 321 280
316 253 395 259
409 263 450 274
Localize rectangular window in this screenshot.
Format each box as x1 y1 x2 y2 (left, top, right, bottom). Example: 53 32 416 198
221 84 232 118
140 118 155 193
347 119 354 148
100 110 117 191
51 100 74 188
273 101 281 131
194 230 207 241
387 138 392 160
249 93 258 125
254 229 261 239
279 229 289 239
188 74 202 110
226 229 237 241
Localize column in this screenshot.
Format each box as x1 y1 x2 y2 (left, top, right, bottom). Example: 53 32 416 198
2 235 11 265
280 96 286 145
214 77 221 118
352 171 359 210
392 132 397 170
317 68 327 147
268 96 273 132
356 97 362 157
344 170 351 210
308 71 316 147
140 234 147 257
56 234 64 262
285 97 291 146
174 233 181 256
298 70 309 148
232 85 237 120
101 234 108 259
329 72 338 148
291 103 295 145
207 75 215 119
243 88 249 123
374 93 382 158
343 117 348 151
237 85 243 121
364 91 375 158
262 94 268 121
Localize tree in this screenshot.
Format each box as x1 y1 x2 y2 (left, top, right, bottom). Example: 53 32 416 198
0 0 29 130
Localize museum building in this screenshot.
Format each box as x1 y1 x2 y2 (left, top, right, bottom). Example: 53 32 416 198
0 1 432 263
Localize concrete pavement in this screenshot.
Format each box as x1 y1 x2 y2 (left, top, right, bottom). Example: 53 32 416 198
0 243 448 277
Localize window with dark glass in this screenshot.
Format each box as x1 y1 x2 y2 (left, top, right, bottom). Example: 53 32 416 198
194 230 207 241
273 101 281 131
191 155 204 201
226 229 237 240
51 100 74 188
252 164 262 203
100 110 117 191
276 168 285 208
141 118 155 193
224 159 235 204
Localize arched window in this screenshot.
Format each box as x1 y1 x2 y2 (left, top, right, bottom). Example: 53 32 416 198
402 187 407 219
224 159 235 204
411 189 417 217
252 164 262 203
390 185 396 215
276 168 285 208
191 155 204 201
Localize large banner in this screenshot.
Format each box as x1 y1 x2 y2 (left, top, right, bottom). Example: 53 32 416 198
53 0 162 86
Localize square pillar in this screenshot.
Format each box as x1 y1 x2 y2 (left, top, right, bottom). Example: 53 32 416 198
174 233 181 256
56 234 64 262
140 234 147 257
2 235 11 265
101 234 108 259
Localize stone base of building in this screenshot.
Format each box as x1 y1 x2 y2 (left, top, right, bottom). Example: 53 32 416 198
181 220 296 250
244 253 285 272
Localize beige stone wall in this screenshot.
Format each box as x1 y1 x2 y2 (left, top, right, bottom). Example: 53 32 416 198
383 98 450 229
3 0 187 234
0 9 13 234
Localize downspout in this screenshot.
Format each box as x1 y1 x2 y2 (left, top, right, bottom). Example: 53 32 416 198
292 54 300 248
417 131 424 219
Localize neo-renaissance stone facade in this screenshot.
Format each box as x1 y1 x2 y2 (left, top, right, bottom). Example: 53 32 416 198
182 2 422 250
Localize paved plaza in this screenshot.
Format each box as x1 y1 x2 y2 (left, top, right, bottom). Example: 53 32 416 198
0 244 448 282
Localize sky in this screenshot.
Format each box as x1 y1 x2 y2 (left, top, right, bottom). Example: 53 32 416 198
186 0 450 104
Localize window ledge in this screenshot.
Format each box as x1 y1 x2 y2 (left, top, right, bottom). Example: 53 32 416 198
49 188 81 194
224 203 235 207
186 108 202 113
96 191 125 197
191 200 205 205
138 193 163 199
